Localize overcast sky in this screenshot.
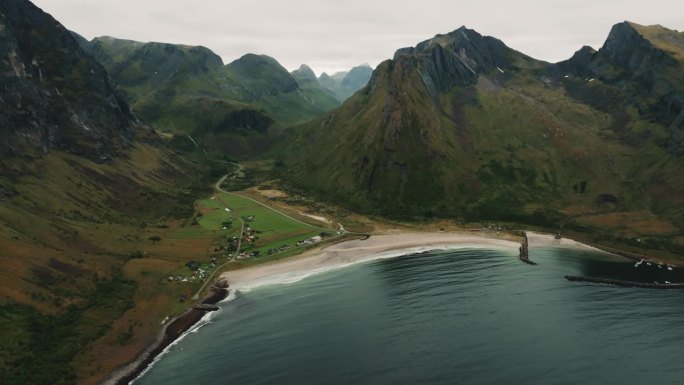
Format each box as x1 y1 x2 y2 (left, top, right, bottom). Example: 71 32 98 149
32 0 684 76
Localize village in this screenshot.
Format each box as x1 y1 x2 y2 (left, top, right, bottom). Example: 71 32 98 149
167 192 336 284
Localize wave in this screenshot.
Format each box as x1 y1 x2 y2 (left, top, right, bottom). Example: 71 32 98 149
234 243 513 293
128 291 240 384
131 244 510 383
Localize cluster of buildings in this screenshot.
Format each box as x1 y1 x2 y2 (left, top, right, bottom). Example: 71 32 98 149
296 235 323 247
168 258 218 283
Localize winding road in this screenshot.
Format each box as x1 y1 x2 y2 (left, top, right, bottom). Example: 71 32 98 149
215 173 338 233
192 170 345 300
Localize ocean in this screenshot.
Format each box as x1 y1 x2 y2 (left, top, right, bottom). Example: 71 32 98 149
134 245 684 385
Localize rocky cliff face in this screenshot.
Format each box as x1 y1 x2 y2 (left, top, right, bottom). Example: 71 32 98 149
0 0 137 161
562 22 684 153
392 27 536 95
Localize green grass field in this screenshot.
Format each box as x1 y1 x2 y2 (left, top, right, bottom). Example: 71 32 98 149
172 197 240 239
217 192 328 254
170 190 334 276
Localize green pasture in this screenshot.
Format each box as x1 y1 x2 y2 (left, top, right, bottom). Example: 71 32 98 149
217 192 327 251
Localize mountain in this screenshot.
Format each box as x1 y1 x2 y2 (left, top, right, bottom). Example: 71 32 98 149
291 64 340 111
0 2 206 384
0 2 137 161
286 22 684 251
223 54 340 121
81 37 340 156
318 64 373 102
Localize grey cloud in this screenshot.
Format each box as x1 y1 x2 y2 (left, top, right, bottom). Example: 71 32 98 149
32 0 684 75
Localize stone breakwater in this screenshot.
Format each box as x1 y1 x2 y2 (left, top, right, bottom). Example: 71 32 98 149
519 232 537 265
565 275 684 289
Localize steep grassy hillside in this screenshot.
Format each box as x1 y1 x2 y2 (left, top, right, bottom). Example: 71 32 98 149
291 64 340 111
82 38 340 158
286 23 684 256
0 2 226 384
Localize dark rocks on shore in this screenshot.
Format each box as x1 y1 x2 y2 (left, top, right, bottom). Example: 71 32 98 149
102 278 230 385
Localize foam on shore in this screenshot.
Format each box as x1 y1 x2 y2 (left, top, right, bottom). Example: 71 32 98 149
222 233 521 292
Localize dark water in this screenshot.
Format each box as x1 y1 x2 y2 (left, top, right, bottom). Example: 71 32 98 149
135 246 684 385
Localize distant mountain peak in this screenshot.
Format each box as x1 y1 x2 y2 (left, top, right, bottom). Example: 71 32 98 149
297 63 314 71
229 53 289 74
291 64 317 82
317 64 373 102
227 53 300 94
232 53 280 66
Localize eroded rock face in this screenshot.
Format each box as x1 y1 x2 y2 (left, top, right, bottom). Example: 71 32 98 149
0 0 137 161
392 27 522 95
588 22 684 152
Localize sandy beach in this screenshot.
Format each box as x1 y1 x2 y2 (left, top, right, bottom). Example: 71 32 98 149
221 232 525 290
526 231 610 253
221 230 632 291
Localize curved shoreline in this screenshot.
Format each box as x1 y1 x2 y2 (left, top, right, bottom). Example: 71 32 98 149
99 230 664 385
220 232 521 290
99 231 521 384
99 280 229 385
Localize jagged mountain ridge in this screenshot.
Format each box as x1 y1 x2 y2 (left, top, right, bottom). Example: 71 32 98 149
564 22 684 147
318 63 373 101
81 36 345 157
287 22 684 237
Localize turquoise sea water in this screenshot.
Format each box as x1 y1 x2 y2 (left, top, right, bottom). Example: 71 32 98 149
135 246 684 385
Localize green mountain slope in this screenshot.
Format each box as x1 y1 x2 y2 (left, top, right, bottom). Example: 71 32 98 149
0 2 205 384
287 23 684 247
82 38 340 156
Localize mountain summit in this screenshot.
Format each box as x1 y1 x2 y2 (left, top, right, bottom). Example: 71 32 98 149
318 64 373 101
287 22 684 232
